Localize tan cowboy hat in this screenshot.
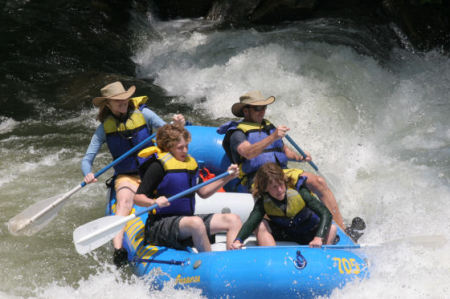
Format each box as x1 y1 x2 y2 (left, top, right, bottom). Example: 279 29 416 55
231 90 275 117
92 81 136 107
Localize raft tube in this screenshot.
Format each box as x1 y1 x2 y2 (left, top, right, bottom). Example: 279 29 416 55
105 125 369 298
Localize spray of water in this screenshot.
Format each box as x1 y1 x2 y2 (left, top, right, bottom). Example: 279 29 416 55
1 15 448 298
133 18 450 297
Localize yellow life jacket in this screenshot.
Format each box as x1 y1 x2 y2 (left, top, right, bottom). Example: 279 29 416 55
157 152 198 173
263 188 306 218
283 168 305 188
103 96 149 134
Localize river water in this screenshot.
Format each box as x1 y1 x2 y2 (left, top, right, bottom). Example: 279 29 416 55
1 2 449 298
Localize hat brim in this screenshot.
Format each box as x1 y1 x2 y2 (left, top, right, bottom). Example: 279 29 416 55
231 96 275 117
92 85 136 107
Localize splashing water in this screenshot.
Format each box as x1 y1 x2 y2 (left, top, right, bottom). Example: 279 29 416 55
133 18 450 298
1 14 449 299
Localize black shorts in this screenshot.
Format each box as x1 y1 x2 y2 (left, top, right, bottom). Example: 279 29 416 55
144 214 215 250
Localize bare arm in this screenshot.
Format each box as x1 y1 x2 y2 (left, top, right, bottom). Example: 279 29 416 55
134 194 170 208
284 144 311 161
309 236 323 248
134 193 154 207
237 125 289 159
196 164 239 198
172 114 185 127
83 172 98 184
134 161 166 207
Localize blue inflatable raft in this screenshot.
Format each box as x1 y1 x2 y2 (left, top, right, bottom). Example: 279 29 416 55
106 126 369 298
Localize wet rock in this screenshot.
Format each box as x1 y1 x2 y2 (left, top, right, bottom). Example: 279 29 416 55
381 0 450 51
149 0 449 52
151 0 213 19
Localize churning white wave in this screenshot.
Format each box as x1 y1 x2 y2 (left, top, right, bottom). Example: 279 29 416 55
32 266 205 299
133 17 450 298
1 15 448 299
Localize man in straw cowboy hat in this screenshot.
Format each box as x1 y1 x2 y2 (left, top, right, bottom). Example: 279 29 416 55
217 90 355 243
81 81 185 266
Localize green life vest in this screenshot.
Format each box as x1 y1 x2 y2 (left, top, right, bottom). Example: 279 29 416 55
263 188 306 218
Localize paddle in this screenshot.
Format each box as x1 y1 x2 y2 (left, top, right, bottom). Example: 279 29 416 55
321 234 448 249
284 134 337 191
354 234 447 249
285 134 319 172
7 133 156 236
73 170 233 255
243 235 447 250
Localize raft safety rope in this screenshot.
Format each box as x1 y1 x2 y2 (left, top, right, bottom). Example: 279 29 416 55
133 257 186 266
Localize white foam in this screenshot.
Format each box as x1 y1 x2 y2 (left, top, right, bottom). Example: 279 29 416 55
32 264 205 299
133 18 450 298
0 117 19 134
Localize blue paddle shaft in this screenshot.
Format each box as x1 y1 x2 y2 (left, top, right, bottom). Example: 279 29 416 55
136 171 231 218
80 133 156 187
285 134 319 171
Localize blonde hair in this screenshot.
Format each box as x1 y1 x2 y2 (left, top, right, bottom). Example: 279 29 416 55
252 162 288 198
156 124 191 152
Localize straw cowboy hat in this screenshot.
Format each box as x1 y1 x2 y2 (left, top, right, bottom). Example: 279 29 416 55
92 81 136 107
231 90 275 117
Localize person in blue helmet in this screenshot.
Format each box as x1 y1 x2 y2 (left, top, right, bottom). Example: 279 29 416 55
81 81 185 267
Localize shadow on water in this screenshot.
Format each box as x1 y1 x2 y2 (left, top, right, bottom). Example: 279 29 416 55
0 0 167 120
0 0 402 123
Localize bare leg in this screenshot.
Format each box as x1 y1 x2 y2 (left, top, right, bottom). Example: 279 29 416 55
255 219 276 246
179 216 211 252
303 172 345 230
209 213 242 250
113 181 137 249
326 224 338 245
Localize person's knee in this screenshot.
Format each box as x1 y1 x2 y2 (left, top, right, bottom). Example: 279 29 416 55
116 196 133 214
317 176 328 188
179 216 208 240
328 224 338 244
255 220 270 235
225 214 242 229
187 216 207 232
255 221 275 246
306 174 328 192
117 192 133 205
330 224 337 235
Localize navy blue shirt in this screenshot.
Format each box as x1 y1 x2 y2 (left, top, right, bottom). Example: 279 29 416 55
229 130 247 164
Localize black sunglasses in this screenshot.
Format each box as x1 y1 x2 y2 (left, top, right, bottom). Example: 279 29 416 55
247 105 267 112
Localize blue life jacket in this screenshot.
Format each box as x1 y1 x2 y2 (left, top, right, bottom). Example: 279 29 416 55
103 96 154 174
218 119 288 182
154 152 199 216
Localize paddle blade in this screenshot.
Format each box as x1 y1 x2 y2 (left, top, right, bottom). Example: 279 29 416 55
8 194 67 236
8 185 83 236
73 215 131 255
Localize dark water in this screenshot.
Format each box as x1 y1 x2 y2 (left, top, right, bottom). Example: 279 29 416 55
1 1 449 298
1 0 167 120
0 0 398 121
